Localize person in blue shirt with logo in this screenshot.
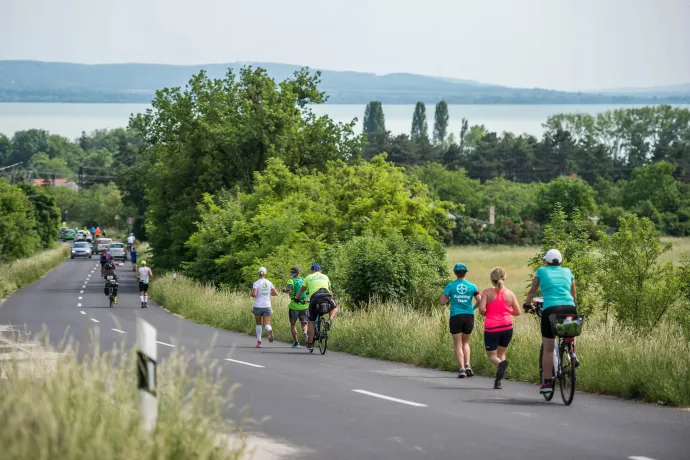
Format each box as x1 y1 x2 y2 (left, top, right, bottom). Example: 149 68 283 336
440 263 481 378
524 249 578 394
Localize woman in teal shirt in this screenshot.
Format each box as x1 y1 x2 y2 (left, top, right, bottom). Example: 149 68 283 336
440 263 481 378
524 249 578 393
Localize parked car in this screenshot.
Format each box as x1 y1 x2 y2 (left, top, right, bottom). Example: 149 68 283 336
108 242 127 261
70 241 93 259
93 238 112 255
63 229 76 241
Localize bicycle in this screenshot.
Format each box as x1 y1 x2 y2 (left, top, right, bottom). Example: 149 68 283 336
310 297 332 355
105 276 118 308
526 297 583 406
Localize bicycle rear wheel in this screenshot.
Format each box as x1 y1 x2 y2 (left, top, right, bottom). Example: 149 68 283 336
318 315 328 355
559 343 576 405
109 297 113 308
539 343 554 401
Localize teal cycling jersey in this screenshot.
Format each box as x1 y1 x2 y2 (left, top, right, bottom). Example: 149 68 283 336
535 266 575 309
443 279 479 316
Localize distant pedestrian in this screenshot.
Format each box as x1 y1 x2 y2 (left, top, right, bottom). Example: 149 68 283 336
251 267 278 348
440 263 481 378
477 267 521 389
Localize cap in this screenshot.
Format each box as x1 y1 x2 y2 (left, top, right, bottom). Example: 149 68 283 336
141 260 147 265
258 267 267 275
543 249 563 264
290 266 300 273
310 263 322 271
453 262 468 272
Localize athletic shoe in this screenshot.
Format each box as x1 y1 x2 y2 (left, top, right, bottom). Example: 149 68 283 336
324 319 332 331
540 380 553 393
113 297 117 305
256 341 262 348
497 360 509 380
141 303 145 309
494 380 502 390
457 368 466 379
465 366 474 377
268 331 274 343
307 342 314 352
292 342 300 348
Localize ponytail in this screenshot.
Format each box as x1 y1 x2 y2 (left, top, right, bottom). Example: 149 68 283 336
496 279 505 290
490 267 507 290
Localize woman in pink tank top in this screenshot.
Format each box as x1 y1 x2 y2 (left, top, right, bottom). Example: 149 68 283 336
477 267 522 389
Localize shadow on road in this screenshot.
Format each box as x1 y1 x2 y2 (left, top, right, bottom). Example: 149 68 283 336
463 397 552 406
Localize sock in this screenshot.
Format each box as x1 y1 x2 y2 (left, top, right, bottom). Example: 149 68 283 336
144 295 148 303
140 295 144 303
256 325 262 341
264 324 272 333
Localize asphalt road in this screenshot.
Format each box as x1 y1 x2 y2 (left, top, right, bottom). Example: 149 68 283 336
1 248 689 460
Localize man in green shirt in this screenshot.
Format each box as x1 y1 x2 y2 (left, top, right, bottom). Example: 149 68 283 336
294 264 338 352
284 266 308 348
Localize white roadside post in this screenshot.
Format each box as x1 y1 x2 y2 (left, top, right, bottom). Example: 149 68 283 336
137 317 158 435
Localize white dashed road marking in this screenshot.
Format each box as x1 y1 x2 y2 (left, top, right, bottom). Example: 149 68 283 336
80 290 84 294
90 318 99 323
225 358 265 368
112 328 126 334
78 296 82 300
77 303 82 307
80 311 86 315
157 341 175 348
352 390 427 407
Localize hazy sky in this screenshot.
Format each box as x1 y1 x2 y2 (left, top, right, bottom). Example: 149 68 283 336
1 0 688 90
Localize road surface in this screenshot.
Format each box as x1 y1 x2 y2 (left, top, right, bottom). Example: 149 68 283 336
1 248 688 460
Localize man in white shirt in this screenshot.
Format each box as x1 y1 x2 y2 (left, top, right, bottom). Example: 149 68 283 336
126 233 135 250
137 260 153 308
251 267 278 348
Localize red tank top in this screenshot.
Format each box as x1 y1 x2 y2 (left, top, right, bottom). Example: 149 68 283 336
484 288 513 332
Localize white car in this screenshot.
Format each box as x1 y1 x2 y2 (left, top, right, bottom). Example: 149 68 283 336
108 242 127 262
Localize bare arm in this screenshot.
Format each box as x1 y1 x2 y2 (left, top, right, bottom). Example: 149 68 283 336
571 279 577 304
524 277 540 305
295 286 307 301
477 290 489 316
440 294 450 306
251 288 258 298
271 287 278 296
508 290 521 316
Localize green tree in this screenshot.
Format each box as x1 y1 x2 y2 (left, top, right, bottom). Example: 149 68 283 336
8 129 50 166
534 177 597 224
0 133 10 166
432 100 449 144
363 101 386 134
411 102 429 143
16 183 60 248
0 179 39 263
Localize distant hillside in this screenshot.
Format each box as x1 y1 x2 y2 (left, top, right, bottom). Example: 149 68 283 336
600 83 690 97
1 60 689 104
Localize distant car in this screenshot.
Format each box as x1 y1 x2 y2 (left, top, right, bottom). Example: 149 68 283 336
71 241 93 259
59 226 69 239
93 238 112 255
63 229 76 241
108 242 127 261
75 230 87 241
84 231 93 243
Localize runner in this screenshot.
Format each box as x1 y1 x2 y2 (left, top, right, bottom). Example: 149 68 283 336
251 267 278 348
129 246 138 271
137 260 153 308
284 266 308 348
440 263 481 378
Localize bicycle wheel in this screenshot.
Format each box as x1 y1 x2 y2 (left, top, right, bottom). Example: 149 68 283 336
559 343 576 405
109 296 113 308
318 315 328 355
539 343 554 401
310 318 319 353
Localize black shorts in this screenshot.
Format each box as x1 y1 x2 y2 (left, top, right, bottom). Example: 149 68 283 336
308 290 334 322
484 328 513 351
541 306 578 339
449 314 474 335
289 308 308 325
139 281 150 292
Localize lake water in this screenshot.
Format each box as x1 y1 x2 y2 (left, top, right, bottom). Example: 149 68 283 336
1 102 688 140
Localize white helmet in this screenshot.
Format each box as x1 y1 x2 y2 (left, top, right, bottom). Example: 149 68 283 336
258 267 267 275
544 249 563 264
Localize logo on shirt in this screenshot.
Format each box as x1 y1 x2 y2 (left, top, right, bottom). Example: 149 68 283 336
456 284 468 295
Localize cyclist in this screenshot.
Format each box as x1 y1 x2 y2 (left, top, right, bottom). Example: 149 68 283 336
130 246 138 271
294 264 338 352
103 255 118 304
440 262 480 378
137 260 153 308
251 267 278 348
524 248 578 394
284 266 308 348
477 267 521 389
99 251 109 277
126 233 135 251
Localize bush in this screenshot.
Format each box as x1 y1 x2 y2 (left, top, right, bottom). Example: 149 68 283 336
327 232 448 307
0 178 39 263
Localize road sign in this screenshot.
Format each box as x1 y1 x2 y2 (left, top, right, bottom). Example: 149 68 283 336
127 217 133 225
114 214 120 220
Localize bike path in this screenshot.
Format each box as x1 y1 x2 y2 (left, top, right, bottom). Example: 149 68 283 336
0 254 688 460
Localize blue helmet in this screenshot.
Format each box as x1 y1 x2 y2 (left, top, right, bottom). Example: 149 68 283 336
310 263 322 271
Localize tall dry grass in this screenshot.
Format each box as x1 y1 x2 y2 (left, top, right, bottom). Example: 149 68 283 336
0 244 70 299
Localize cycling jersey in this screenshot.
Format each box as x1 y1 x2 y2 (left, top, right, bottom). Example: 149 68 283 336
535 266 575 310
303 272 331 296
286 277 307 310
443 279 478 316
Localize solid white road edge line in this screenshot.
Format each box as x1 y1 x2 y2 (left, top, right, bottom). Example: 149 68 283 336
112 328 126 334
352 389 427 407
156 341 175 347
90 318 99 323
225 358 265 368
629 457 658 460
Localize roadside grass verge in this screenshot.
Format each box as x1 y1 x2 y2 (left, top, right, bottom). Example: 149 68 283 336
0 340 245 460
0 244 70 299
151 275 690 407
